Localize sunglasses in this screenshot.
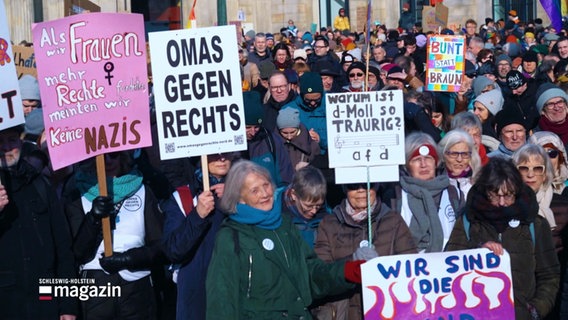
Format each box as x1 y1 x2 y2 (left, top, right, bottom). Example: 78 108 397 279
547 149 559 159
349 72 364 78
207 154 233 162
303 96 322 105
517 165 545 176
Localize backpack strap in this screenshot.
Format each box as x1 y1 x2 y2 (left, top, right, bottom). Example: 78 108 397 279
463 212 471 241
175 185 194 216
529 222 535 248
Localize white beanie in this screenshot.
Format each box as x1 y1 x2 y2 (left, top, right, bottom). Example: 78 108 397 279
474 89 503 116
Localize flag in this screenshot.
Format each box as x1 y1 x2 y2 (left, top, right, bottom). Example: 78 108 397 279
562 0 567 17
365 0 372 45
540 0 562 32
186 0 198 29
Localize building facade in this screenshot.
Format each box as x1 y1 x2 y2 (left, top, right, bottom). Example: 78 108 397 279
6 0 552 44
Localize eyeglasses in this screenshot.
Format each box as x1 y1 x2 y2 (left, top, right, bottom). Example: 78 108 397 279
517 165 545 176
298 199 324 212
349 72 364 78
544 99 567 110
270 84 289 92
485 55 494 60
547 149 559 159
444 151 472 159
314 45 327 49
487 191 516 203
303 96 322 105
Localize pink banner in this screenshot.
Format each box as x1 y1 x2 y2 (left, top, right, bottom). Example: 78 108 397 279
32 13 151 170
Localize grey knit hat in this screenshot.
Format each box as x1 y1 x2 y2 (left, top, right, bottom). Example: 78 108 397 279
472 76 496 97
536 82 568 113
474 89 504 116
277 107 300 129
494 54 512 66
19 75 40 101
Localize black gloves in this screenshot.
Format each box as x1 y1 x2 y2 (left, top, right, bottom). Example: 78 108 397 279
99 247 152 274
100 251 132 274
91 196 114 219
87 196 116 228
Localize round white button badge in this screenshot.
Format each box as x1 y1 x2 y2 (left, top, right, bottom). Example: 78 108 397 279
509 219 520 228
262 238 274 251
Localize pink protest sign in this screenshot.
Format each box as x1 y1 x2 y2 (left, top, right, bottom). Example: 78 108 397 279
32 13 151 170
362 249 515 319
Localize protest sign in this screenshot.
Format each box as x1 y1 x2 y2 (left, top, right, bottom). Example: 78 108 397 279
0 0 25 131
425 35 465 92
32 13 152 170
13 45 37 78
325 90 405 169
334 165 400 184
362 249 515 319
148 25 246 160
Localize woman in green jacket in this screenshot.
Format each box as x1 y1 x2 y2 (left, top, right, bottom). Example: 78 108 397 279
206 160 364 319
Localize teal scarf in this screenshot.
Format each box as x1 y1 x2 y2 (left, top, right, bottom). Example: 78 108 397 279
76 169 144 204
230 188 283 230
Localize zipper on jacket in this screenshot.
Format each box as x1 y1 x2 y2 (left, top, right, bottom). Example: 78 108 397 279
273 231 290 268
247 254 252 298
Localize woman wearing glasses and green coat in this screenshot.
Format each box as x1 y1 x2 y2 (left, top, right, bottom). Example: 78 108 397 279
446 157 559 319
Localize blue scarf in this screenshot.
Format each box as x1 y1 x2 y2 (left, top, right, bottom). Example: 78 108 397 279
230 188 283 230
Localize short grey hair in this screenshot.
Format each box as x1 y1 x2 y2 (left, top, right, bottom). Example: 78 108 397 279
511 143 554 186
219 160 275 213
438 129 481 179
451 111 482 132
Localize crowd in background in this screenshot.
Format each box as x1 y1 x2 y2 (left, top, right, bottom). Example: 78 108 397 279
4 3 568 320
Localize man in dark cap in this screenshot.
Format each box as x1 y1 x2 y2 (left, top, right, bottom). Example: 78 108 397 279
342 62 368 92
495 54 513 96
282 72 328 152
521 51 539 78
313 60 341 93
503 70 541 130
487 105 528 159
386 65 407 90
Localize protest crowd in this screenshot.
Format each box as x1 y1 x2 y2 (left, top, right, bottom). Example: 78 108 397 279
5 2 568 320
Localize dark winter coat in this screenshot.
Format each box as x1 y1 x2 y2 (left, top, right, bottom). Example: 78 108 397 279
446 184 559 319
245 127 294 187
162 196 225 320
312 199 417 319
0 161 78 319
